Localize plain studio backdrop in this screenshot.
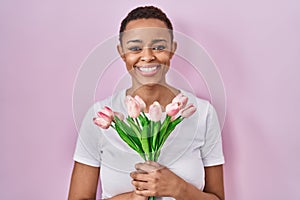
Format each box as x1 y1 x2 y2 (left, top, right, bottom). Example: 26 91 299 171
1 0 299 199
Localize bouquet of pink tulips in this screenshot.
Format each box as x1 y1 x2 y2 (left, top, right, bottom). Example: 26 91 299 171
93 93 196 199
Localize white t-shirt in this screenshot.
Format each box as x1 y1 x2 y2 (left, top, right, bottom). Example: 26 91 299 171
73 89 225 199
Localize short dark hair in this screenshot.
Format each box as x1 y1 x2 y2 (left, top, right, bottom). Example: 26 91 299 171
119 6 174 43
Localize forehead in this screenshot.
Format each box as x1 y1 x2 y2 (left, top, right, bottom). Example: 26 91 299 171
125 18 168 30
122 28 171 44
121 18 171 43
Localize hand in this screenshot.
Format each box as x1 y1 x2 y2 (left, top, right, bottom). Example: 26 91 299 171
130 161 187 198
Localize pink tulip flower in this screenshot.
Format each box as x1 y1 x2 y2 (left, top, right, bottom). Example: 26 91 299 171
134 95 146 112
180 104 197 118
149 101 162 122
97 111 112 121
93 112 112 129
125 95 141 118
165 102 180 117
113 111 125 121
172 93 188 109
100 106 114 120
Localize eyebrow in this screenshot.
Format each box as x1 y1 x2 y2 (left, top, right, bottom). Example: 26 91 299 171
126 39 142 44
152 39 167 43
126 39 168 44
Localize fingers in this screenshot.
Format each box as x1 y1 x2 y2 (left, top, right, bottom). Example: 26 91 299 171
136 169 147 174
131 161 166 197
132 180 157 197
135 189 155 197
131 179 148 190
135 162 157 172
130 171 149 181
145 160 161 168
135 161 164 173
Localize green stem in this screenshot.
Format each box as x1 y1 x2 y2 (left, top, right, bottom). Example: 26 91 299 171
135 118 141 129
151 121 161 156
141 112 149 122
114 117 144 154
141 125 150 160
156 116 183 155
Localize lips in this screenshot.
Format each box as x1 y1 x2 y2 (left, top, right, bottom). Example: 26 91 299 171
138 66 158 72
135 64 161 76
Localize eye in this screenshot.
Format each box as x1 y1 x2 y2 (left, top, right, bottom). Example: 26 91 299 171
128 46 142 51
153 45 166 51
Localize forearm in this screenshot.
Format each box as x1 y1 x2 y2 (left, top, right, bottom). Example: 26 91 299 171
105 192 132 200
175 181 223 200
105 191 147 200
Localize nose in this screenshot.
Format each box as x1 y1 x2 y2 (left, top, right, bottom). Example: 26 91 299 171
141 47 155 62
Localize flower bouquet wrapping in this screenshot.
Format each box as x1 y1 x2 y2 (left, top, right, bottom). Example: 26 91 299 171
93 93 196 200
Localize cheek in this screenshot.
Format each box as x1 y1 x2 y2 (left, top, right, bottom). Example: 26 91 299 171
156 53 172 66
123 55 138 71
126 64 132 71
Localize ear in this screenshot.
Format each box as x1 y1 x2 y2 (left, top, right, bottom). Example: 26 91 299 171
117 44 126 61
169 41 177 59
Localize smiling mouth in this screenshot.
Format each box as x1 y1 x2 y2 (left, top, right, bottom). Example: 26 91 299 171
138 66 159 72
135 65 161 75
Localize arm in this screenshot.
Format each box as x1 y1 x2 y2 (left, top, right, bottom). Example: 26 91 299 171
68 162 100 200
176 165 224 200
68 162 147 200
105 192 147 200
131 162 224 200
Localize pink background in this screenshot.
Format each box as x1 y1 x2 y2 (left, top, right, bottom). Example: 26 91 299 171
1 0 299 199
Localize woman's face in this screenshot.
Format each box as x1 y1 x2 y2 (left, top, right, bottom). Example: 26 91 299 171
118 18 176 87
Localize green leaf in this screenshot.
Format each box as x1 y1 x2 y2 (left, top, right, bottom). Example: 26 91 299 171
138 112 150 127
141 112 150 122
137 115 145 127
141 124 150 160
126 118 141 137
158 115 171 147
148 121 153 154
157 116 183 152
170 116 183 126
115 124 139 152
151 121 161 152
114 117 144 153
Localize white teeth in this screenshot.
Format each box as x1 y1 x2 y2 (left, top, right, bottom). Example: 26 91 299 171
138 66 158 72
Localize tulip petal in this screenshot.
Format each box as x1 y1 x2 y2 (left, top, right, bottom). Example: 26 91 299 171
125 95 141 118
97 112 112 122
102 106 114 120
165 102 180 116
180 104 197 118
149 101 162 122
172 93 188 109
93 117 111 129
134 95 146 112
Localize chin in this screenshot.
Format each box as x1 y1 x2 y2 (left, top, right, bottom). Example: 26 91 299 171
136 78 166 87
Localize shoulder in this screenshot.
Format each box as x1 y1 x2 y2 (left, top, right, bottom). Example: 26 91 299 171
80 90 126 132
91 89 126 113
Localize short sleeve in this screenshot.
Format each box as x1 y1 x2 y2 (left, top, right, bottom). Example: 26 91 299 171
73 104 102 167
201 104 225 167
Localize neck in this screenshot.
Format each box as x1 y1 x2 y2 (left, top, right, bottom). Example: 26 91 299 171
126 84 180 112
